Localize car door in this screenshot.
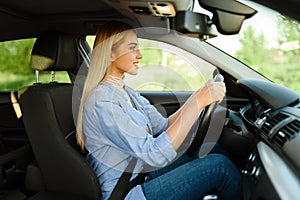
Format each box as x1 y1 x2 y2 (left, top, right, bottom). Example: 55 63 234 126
0 37 34 153
135 37 257 168
0 91 27 153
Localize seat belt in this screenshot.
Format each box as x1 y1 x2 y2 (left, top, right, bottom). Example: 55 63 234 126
109 91 146 200
109 158 145 200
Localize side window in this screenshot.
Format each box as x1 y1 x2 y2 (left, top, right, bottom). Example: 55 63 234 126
86 36 216 92
0 38 70 91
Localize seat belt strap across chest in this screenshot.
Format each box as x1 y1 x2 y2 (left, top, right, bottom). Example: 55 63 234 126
109 91 146 200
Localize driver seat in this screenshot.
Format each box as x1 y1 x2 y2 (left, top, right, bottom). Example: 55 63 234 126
18 32 101 199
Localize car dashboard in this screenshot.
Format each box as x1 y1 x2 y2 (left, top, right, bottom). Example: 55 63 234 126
237 78 300 200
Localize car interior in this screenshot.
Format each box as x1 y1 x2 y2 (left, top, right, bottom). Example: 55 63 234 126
0 0 299 200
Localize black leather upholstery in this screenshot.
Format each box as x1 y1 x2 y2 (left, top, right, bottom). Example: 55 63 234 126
19 32 101 199
30 32 80 71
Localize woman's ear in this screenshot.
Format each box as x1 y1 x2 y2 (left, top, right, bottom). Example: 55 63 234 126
110 51 116 62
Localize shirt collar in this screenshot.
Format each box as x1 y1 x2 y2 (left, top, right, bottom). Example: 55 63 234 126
105 75 125 89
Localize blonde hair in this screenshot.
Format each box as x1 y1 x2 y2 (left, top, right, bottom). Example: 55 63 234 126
76 21 134 150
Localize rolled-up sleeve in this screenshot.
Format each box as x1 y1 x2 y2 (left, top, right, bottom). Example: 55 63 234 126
95 100 176 167
135 94 169 134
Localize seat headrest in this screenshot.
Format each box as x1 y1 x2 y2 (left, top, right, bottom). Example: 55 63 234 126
30 32 80 71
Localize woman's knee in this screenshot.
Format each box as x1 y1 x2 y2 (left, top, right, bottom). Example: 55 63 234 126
202 153 241 184
208 153 238 170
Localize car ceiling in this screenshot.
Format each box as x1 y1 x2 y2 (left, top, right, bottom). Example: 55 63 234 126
0 0 299 41
0 0 120 41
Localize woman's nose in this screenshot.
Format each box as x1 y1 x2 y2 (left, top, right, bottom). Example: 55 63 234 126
135 49 143 59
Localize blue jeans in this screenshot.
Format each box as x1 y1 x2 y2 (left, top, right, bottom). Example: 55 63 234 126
141 153 242 200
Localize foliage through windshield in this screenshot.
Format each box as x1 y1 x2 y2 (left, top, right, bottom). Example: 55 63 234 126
200 1 300 92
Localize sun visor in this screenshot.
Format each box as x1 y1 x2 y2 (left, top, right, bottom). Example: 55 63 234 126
199 0 257 35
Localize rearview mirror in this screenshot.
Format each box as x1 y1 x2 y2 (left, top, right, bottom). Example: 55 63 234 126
175 11 217 40
199 0 257 35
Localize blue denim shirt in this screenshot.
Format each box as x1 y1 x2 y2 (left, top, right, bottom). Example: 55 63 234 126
83 82 177 200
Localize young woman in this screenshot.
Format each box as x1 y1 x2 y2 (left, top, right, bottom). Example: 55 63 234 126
76 21 241 200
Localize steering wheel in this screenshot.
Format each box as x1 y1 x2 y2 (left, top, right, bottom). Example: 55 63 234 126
186 74 224 158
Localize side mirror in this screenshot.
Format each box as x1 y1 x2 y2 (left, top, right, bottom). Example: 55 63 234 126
199 0 257 35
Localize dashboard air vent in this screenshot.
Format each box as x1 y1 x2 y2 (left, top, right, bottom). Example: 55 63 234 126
261 112 289 136
274 119 300 146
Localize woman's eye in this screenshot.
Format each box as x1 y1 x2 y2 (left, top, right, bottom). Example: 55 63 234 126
129 45 139 51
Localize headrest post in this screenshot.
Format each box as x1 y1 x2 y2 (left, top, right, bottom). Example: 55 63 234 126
35 70 40 83
51 71 56 82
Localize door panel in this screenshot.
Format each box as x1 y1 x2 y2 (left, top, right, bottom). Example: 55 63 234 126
141 91 254 169
0 92 28 153
142 92 250 115
141 91 191 117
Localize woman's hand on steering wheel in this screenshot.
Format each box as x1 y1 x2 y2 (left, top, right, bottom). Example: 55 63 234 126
195 75 226 109
186 74 225 158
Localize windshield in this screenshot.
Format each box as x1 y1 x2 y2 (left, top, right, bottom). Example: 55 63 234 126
195 0 300 92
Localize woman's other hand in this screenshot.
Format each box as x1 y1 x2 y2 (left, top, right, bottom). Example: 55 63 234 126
195 79 226 109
